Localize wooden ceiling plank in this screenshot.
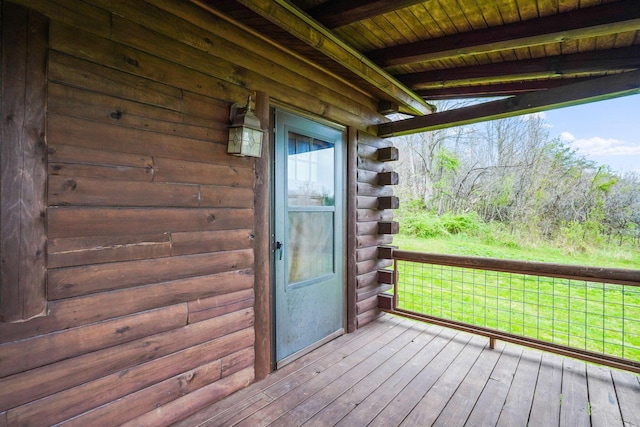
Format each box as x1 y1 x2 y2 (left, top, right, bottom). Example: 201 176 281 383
367 0 640 67
613 30 638 48
369 14 413 48
234 0 433 115
306 0 427 29
400 45 640 89
378 69 640 137
393 5 431 43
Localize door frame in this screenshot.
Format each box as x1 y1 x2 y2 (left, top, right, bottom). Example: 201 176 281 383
253 96 357 378
272 108 346 367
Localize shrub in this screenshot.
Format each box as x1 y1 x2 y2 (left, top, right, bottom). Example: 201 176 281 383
440 213 481 234
401 213 448 238
399 210 482 238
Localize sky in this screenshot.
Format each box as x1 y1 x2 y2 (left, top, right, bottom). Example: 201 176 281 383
542 95 640 175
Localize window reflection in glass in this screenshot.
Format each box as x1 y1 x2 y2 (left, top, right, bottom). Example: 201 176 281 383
288 132 335 206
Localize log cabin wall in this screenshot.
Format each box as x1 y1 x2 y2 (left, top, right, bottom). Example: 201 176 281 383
354 131 398 328
0 0 395 424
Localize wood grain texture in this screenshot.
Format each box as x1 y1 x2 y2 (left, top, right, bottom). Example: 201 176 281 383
48 52 183 111
183 316 640 427
47 114 251 167
0 304 187 378
0 269 254 344
0 0 413 421
107 11 378 128
7 327 254 426
250 90 271 380
354 130 397 328
119 366 255 427
8 0 110 37
47 233 172 268
48 175 201 207
0 308 253 413
188 288 255 324
610 369 640 427
47 206 254 238
357 259 393 276
346 126 359 332
48 143 153 170
586 364 624 427
0 3 47 322
48 249 254 299
49 20 249 108
47 81 225 139
59 359 223 427
171 229 253 256
153 156 254 187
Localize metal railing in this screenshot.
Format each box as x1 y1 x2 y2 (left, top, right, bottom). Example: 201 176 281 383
379 249 640 373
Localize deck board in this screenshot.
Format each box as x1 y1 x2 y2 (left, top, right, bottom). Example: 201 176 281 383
368 331 472 426
496 348 542 426
560 358 590 427
274 321 431 425
399 335 488 426
464 344 523 426
236 319 415 426
587 364 624 427
432 340 505 427
528 352 563 427
611 368 640 427
177 314 640 427
334 327 458 426
303 323 441 426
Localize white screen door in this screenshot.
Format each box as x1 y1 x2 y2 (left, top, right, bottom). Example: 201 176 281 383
273 109 345 367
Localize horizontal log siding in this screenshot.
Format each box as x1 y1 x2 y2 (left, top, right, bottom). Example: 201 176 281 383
354 131 398 328
0 0 386 425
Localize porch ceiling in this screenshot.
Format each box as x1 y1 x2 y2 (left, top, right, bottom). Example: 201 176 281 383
196 0 640 134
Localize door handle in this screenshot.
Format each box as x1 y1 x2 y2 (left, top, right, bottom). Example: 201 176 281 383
275 241 283 260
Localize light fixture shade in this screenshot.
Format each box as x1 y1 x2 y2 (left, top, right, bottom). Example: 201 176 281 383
228 125 263 157
228 98 264 157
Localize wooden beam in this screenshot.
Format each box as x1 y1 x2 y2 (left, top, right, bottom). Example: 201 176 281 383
306 0 427 29
377 269 394 285
415 78 594 100
367 0 640 67
253 90 271 379
346 126 358 333
234 0 433 116
377 196 399 210
376 146 398 162
1 4 48 322
376 171 399 185
378 70 640 137
400 45 640 90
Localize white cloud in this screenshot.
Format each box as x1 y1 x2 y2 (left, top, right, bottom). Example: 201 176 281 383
559 133 640 156
559 132 575 141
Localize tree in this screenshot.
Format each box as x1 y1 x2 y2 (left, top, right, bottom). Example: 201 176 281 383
391 107 640 248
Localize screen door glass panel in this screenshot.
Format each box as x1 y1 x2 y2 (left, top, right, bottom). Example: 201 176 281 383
287 132 335 207
287 211 334 285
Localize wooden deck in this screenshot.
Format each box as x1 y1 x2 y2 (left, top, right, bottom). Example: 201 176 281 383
175 314 640 427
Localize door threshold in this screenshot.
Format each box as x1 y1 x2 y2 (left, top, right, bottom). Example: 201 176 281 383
276 328 344 369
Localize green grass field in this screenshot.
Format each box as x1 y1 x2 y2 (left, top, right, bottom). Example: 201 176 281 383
392 234 640 361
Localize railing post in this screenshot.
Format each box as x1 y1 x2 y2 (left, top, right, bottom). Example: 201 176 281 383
393 258 399 310
489 337 496 350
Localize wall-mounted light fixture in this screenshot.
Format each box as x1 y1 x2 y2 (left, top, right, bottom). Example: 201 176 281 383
228 94 263 157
